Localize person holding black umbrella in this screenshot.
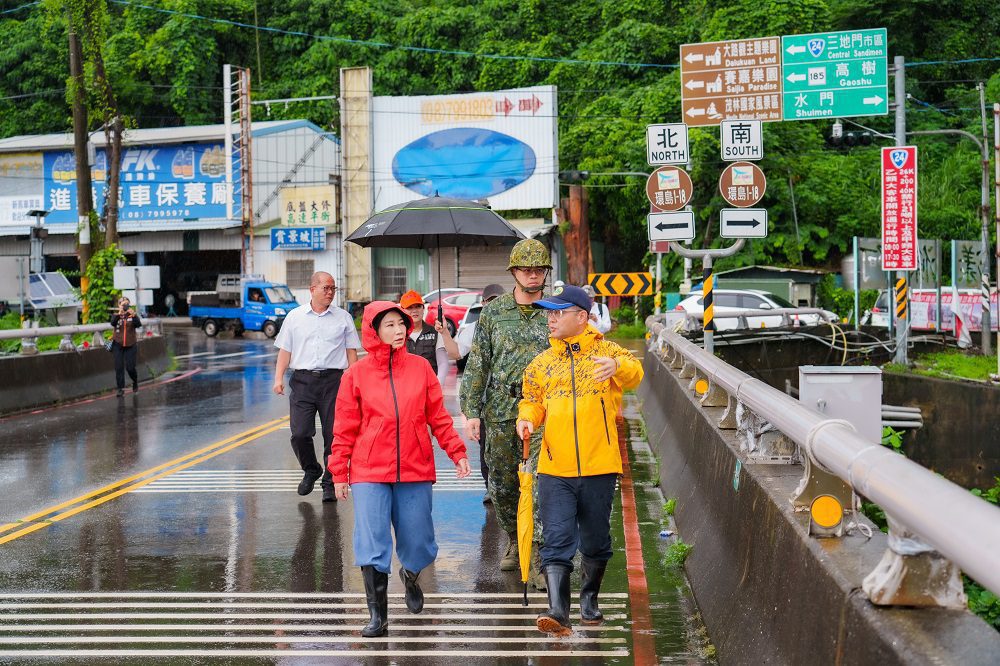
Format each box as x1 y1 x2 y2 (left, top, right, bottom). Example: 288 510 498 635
460 238 551 589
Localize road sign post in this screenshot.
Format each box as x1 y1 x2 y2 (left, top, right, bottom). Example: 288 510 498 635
668 240 747 353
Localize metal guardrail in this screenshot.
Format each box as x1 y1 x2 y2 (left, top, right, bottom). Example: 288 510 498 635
0 319 162 353
674 307 839 331
648 321 1000 605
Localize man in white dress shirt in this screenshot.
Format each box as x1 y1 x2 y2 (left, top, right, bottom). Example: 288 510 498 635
582 284 612 334
273 272 361 502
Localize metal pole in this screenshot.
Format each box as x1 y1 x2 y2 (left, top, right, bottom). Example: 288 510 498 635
979 83 992 355
667 239 746 354
936 239 942 333
853 236 860 329
654 252 662 315
893 55 908 364
995 102 1000 375
702 256 714 352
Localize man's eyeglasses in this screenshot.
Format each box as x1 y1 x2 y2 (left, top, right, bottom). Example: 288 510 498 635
546 308 584 320
313 285 337 293
513 266 547 276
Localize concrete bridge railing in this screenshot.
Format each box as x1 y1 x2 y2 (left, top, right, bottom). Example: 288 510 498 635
648 321 1000 605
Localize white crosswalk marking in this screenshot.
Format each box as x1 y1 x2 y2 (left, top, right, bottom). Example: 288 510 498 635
0 591 631 658
133 469 486 493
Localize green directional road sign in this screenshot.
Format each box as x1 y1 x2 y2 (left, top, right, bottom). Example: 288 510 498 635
781 28 887 121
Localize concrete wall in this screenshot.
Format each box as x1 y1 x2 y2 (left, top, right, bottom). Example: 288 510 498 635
639 349 1000 665
0 337 169 415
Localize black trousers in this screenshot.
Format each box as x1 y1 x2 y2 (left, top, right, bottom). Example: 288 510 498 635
113 343 138 390
538 473 618 570
288 369 343 489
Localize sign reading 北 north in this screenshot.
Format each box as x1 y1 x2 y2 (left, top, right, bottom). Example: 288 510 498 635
646 166 693 212
719 162 766 207
680 37 783 127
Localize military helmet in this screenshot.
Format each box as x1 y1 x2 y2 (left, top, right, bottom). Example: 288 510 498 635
507 239 552 270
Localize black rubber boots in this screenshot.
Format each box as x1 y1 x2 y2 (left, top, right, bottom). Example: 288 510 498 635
535 563 573 636
360 565 388 637
399 568 424 613
579 557 608 624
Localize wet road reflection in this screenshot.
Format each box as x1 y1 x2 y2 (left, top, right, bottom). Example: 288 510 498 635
0 326 709 662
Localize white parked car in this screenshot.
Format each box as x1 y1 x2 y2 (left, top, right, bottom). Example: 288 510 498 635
675 289 829 330
454 304 482 370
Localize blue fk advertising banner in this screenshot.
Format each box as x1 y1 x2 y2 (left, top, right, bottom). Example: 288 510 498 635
271 226 326 251
43 143 232 225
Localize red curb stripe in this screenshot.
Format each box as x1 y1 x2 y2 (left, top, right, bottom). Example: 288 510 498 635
0 367 203 423
618 412 657 665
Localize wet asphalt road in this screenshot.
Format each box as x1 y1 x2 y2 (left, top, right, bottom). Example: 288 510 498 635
0 326 711 663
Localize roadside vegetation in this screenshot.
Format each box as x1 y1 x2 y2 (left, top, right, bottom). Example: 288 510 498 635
884 350 998 382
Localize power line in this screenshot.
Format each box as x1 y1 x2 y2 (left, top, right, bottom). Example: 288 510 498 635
1 1 38 16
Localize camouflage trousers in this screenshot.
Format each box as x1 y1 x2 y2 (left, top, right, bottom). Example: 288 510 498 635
484 418 543 544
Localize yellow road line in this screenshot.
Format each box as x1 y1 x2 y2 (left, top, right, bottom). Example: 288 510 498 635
0 417 288 541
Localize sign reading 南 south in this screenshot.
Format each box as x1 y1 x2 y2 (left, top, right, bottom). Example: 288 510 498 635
719 162 766 207
646 166 693 212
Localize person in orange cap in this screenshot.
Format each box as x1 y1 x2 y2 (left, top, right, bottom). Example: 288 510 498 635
400 290 459 384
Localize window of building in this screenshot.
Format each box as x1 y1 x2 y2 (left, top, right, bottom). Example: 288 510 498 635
286 260 315 289
377 267 408 299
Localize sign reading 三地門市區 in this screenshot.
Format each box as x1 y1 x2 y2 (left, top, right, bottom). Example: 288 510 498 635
881 146 917 271
720 208 768 238
646 123 690 165
645 166 693 212
781 28 888 121
271 226 327 251
680 37 783 127
720 119 763 161
648 210 695 242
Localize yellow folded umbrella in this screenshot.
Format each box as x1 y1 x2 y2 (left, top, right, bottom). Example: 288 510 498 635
517 430 534 606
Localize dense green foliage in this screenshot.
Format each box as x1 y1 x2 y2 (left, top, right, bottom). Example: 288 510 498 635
83 244 126 323
1 0 998 280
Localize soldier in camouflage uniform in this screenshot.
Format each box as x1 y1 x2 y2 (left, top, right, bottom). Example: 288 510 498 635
460 239 551 589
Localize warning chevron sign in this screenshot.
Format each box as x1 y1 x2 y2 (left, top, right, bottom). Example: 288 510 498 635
587 272 654 297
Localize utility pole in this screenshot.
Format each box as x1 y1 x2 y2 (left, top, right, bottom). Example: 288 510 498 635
978 83 992 355
994 102 999 376
893 55 909 365
69 29 92 274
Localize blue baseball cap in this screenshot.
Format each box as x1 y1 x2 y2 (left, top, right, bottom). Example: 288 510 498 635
534 284 593 312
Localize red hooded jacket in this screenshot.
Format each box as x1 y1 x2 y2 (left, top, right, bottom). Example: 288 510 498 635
328 301 467 484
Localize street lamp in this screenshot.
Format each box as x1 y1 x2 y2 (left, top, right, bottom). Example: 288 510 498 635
26 209 49 274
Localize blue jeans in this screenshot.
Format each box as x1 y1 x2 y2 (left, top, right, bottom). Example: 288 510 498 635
537 473 618 570
351 482 437 574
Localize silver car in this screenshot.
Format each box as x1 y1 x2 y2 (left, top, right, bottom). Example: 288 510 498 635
675 289 829 330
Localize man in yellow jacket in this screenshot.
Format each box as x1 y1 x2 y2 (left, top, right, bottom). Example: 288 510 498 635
516 285 644 636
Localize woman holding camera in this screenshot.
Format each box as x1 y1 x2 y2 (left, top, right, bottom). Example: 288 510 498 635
110 296 142 396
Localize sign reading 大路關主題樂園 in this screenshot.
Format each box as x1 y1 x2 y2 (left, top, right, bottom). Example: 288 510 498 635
781 28 888 121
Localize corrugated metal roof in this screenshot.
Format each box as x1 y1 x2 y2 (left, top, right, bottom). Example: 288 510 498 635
0 119 338 152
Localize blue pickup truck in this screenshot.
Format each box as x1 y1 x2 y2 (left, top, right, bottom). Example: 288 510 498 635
189 275 298 338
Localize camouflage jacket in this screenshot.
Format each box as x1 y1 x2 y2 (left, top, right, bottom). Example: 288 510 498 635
460 292 550 422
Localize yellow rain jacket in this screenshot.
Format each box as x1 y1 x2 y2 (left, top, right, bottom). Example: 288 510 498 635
518 326 644 477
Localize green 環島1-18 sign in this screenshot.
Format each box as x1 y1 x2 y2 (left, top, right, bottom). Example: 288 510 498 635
781 28 888 121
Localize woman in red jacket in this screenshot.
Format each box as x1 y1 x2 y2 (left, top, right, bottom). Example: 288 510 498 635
329 301 470 638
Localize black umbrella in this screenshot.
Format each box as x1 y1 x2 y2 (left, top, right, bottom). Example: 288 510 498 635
345 196 525 325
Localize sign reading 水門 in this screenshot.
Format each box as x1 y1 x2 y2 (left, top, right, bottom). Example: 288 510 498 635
680 37 783 127
881 146 918 271
781 28 888 121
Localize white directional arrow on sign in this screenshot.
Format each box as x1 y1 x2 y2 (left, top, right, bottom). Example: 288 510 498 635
786 73 807 83
686 107 706 118
648 211 695 242
684 79 705 90
863 95 884 106
720 208 768 239
684 52 704 63
786 44 806 55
